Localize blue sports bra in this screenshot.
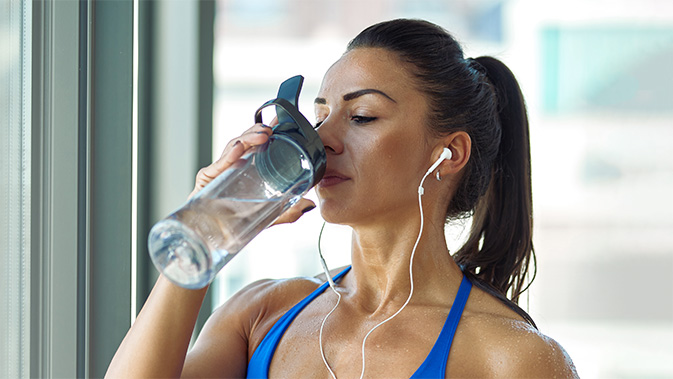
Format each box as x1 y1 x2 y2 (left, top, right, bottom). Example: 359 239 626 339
247 266 472 378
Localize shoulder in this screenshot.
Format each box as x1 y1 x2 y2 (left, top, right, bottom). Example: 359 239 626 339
210 274 325 338
205 265 353 335
452 292 578 377
232 265 351 310
478 318 577 377
207 266 349 345
184 275 325 377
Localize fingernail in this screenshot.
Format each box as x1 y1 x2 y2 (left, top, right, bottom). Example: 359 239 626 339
302 205 316 214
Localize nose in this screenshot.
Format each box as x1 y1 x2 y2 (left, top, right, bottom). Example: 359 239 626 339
316 117 344 155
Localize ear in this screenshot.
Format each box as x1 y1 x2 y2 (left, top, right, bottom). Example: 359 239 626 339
433 131 471 176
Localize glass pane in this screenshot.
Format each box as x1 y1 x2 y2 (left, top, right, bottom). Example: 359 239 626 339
541 27 673 114
210 0 507 309
211 1 673 377
211 0 507 304
0 0 31 377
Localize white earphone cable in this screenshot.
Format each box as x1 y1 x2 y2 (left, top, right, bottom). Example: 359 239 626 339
319 288 341 379
318 222 340 379
319 168 435 379
358 169 432 379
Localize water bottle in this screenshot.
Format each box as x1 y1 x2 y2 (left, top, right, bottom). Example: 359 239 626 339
148 76 326 289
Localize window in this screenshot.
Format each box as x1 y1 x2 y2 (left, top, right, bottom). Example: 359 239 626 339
0 1 138 376
542 27 673 114
0 0 31 376
210 1 673 377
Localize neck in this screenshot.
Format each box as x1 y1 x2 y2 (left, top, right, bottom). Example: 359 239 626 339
343 215 463 315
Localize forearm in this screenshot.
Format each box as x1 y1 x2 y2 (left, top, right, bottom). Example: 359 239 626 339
106 276 208 378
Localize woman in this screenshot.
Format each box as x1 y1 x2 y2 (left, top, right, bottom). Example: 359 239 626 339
108 19 577 378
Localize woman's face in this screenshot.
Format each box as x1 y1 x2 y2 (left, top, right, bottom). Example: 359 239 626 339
314 47 436 227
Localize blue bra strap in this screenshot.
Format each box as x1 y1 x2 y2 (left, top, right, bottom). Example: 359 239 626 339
246 266 352 379
411 275 472 378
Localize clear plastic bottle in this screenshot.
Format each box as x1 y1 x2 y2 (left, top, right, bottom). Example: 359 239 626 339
148 76 325 289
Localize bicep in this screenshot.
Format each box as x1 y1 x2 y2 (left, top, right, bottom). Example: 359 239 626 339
180 279 275 378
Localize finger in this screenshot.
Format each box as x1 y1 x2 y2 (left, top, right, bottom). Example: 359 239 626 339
212 123 275 171
191 124 273 198
219 124 271 156
272 198 316 226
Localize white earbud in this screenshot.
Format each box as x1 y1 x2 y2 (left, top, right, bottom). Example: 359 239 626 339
426 147 452 175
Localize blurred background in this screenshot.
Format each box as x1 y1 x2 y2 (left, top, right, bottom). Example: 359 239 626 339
210 0 673 377
1 0 671 377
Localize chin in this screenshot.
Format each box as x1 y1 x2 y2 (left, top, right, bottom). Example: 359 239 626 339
318 201 355 226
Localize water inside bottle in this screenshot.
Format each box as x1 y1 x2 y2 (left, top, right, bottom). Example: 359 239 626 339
171 195 286 255
149 134 316 289
152 195 290 289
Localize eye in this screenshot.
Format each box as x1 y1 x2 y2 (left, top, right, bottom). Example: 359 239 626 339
351 115 377 124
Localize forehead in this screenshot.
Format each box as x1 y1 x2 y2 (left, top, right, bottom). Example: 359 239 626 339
318 48 418 100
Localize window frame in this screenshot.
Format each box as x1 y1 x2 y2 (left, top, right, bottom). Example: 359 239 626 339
30 0 136 377
23 0 215 376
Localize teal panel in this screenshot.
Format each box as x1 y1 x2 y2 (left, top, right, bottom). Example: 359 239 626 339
541 26 673 114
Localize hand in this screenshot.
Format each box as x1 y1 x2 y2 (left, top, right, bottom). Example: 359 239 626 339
189 121 316 226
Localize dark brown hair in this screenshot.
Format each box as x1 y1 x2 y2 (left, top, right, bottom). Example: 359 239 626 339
348 19 536 324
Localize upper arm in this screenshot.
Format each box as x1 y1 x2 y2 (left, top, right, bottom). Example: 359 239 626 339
180 279 275 379
179 276 321 378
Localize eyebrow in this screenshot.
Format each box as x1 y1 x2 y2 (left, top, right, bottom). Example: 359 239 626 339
314 88 397 104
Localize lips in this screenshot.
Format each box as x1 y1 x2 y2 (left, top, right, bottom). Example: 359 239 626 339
318 170 350 188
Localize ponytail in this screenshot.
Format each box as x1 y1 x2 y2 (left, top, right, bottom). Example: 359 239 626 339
453 56 536 309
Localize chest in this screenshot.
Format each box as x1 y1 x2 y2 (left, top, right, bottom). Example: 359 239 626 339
266 300 456 378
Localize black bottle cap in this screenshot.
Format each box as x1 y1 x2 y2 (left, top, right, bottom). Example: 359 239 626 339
254 75 327 189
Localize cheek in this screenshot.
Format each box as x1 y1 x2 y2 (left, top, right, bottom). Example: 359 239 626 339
353 134 423 196
348 126 405 161
347 132 392 182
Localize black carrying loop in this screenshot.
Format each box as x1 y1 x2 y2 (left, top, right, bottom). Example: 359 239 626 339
254 75 303 127
253 75 327 188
